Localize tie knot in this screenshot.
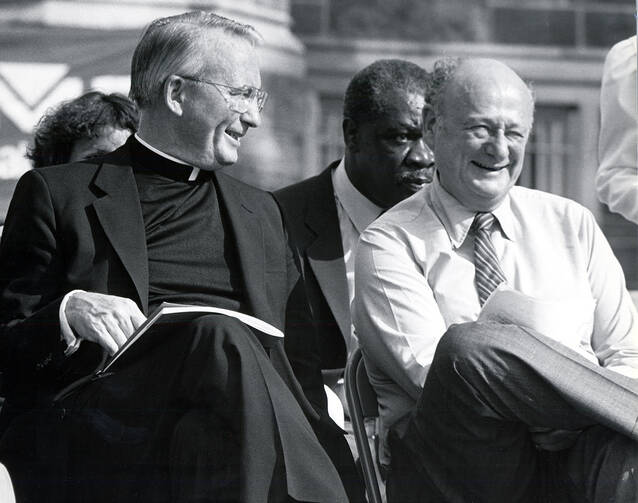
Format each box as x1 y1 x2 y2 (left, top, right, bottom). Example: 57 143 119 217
473 212 495 232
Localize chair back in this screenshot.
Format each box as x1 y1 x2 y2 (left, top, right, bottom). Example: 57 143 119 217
345 347 382 503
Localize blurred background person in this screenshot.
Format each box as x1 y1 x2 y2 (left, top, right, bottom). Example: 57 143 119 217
596 35 637 225
26 91 138 168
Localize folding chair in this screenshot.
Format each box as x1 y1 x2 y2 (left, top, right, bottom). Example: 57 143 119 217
345 347 383 503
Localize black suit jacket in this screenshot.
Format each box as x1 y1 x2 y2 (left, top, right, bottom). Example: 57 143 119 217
0 142 296 408
274 162 350 409
276 165 367 503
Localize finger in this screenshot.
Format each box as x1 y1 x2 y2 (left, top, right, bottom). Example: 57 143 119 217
129 310 147 331
96 331 120 356
104 320 129 349
113 312 136 340
123 299 147 331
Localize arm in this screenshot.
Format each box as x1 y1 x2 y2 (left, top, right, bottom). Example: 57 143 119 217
353 221 447 400
0 169 68 371
584 208 638 378
0 170 144 378
596 37 638 224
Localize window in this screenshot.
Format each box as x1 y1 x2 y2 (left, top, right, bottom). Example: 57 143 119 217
319 95 345 166
518 105 579 197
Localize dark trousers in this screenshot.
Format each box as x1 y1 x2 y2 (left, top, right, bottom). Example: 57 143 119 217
387 321 638 503
0 314 347 503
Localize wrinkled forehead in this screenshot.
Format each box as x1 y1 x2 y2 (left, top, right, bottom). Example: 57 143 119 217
198 31 261 84
444 63 534 126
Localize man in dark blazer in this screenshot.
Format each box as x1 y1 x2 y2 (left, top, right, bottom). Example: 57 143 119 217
0 11 347 503
275 60 434 417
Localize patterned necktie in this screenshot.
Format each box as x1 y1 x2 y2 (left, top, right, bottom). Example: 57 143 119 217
472 212 507 305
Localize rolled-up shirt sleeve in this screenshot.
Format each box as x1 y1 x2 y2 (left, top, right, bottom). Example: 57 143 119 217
353 220 447 399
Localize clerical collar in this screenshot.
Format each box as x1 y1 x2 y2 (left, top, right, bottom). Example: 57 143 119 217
131 134 210 182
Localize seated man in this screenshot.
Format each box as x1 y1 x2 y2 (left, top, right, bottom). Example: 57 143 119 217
27 91 138 167
354 57 638 502
0 11 346 503
275 58 433 419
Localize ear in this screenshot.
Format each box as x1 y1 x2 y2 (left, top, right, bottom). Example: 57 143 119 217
163 75 186 117
422 104 437 146
342 117 359 153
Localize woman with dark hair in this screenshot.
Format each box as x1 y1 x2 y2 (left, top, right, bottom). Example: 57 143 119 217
26 91 138 168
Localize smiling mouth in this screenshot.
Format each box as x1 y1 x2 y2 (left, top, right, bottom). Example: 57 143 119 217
226 129 242 142
471 160 509 171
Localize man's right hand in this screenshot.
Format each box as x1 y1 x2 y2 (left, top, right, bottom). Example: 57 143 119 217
65 291 147 355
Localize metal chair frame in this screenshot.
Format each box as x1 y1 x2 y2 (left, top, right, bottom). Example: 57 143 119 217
344 347 383 503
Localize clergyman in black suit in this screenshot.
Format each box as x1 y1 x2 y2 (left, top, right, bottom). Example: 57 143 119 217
0 11 347 503
274 59 434 418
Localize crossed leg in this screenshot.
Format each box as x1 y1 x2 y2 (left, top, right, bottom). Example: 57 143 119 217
393 321 638 503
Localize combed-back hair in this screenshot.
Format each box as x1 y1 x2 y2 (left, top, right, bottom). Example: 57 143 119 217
26 91 138 168
427 57 535 119
130 10 263 109
343 59 430 123
425 57 462 116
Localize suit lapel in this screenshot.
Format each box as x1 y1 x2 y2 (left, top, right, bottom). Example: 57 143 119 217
214 172 267 321
92 160 149 313
305 169 351 346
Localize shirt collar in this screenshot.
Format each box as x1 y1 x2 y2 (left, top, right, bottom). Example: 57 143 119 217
429 175 516 249
332 159 383 234
135 133 201 181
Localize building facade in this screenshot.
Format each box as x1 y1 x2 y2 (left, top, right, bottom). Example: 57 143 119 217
0 0 636 285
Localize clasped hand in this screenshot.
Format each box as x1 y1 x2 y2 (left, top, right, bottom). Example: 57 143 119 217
65 291 147 355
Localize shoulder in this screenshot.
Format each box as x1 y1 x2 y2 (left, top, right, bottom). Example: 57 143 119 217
603 36 637 81
605 36 637 66
360 188 434 256
367 187 433 236
510 185 587 210
509 186 596 229
273 167 332 212
17 160 109 199
216 170 277 206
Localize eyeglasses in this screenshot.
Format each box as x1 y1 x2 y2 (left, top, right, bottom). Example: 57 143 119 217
180 76 268 114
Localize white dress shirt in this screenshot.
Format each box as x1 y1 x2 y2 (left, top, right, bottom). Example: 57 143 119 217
597 36 638 224
354 177 638 461
331 159 382 349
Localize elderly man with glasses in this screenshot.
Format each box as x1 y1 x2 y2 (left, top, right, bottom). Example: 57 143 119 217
0 11 347 503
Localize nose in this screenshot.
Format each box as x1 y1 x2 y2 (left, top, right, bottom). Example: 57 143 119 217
406 138 435 167
484 130 508 160
240 100 262 128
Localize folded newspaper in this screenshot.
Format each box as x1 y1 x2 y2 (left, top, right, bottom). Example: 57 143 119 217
477 283 594 347
101 302 283 373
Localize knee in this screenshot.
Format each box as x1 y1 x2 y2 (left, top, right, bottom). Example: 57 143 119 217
436 322 504 362
432 321 522 377
187 313 246 335
183 314 255 352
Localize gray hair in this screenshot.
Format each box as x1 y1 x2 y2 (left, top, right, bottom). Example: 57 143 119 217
343 59 431 123
130 11 262 109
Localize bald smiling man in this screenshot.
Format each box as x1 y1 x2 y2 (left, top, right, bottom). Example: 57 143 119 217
354 58 638 502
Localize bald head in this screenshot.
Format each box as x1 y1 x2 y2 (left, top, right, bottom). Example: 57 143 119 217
442 59 534 123
424 57 534 212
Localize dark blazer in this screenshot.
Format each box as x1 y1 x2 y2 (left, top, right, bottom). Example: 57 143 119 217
276 164 367 503
274 162 350 405
0 141 296 408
